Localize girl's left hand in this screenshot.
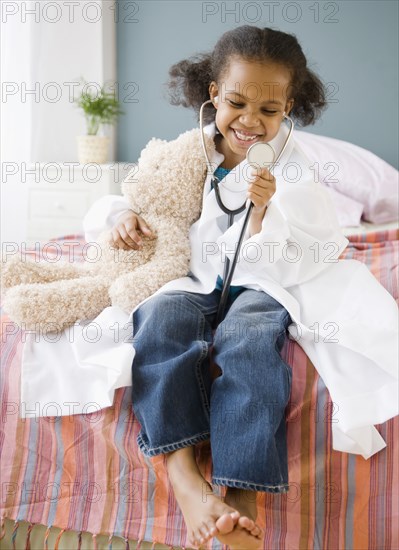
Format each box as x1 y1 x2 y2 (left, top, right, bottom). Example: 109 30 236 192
247 167 276 213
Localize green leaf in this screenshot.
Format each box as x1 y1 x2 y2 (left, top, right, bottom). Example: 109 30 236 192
74 79 124 135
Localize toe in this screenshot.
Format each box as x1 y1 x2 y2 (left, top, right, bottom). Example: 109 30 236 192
192 530 203 548
199 523 210 541
206 520 218 537
238 515 254 530
237 516 264 539
215 512 235 534
251 525 262 538
188 535 200 549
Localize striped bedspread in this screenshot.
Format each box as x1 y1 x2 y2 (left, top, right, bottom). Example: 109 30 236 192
1 229 398 549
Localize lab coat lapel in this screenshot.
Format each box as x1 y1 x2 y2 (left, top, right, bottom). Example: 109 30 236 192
198 123 226 230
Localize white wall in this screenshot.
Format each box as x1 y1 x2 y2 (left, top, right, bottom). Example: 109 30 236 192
1 0 116 245
1 6 32 245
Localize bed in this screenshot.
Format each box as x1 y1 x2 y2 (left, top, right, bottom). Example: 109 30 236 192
1 216 398 549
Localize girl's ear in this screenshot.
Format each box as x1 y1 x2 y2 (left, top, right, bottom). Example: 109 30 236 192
285 98 294 116
209 82 219 106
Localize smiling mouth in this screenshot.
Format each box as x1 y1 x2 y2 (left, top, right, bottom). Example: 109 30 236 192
232 128 262 142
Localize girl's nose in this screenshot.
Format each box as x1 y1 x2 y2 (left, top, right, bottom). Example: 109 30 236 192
239 109 260 127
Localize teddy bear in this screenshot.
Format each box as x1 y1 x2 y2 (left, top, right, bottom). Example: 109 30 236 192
1 128 215 332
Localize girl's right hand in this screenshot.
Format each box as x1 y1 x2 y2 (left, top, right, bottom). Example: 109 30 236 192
108 210 153 250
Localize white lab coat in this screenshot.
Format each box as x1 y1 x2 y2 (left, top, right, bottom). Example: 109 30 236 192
21 123 398 459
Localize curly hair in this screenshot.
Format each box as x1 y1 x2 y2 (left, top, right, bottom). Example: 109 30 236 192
167 26 327 127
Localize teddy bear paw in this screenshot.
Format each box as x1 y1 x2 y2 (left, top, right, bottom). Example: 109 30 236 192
2 284 63 332
109 276 152 313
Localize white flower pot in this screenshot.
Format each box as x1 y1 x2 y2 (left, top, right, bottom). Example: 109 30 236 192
77 135 110 164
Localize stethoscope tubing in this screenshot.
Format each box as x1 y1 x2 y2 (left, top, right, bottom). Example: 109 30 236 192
215 202 254 325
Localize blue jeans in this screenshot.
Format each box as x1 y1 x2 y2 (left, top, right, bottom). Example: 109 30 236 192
131 288 292 493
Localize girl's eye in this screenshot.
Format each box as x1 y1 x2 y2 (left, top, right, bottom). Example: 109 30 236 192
228 100 243 108
227 100 277 115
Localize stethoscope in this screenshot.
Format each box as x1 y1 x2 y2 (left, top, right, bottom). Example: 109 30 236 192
199 98 295 325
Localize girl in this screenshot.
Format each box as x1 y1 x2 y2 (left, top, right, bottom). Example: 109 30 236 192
105 25 337 549
90 26 357 549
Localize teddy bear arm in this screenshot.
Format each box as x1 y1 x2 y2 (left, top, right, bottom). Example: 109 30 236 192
1 256 89 292
3 275 111 332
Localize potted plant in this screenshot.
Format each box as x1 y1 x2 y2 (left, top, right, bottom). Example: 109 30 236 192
75 80 124 164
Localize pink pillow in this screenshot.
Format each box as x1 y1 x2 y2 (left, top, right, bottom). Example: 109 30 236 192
294 131 398 224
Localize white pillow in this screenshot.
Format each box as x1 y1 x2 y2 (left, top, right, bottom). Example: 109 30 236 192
325 186 364 227
294 131 399 224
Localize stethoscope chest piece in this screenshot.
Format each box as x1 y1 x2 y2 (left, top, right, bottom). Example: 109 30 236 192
246 141 276 168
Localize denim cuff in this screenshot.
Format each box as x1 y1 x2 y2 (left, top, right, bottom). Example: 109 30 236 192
137 430 211 457
212 476 289 494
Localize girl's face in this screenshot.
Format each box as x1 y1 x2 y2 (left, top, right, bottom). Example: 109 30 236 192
209 57 294 168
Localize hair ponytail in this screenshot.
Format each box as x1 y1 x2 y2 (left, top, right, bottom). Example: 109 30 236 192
167 54 216 123
289 67 327 126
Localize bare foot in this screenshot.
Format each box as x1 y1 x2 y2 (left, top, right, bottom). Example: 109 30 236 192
215 487 264 549
166 449 240 548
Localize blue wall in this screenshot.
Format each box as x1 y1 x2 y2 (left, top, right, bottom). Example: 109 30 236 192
117 0 398 168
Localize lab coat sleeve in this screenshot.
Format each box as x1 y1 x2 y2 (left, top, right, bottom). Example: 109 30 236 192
82 195 131 243
217 181 349 288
